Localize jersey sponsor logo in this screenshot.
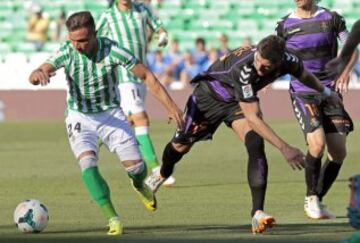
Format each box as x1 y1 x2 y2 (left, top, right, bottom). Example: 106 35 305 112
287 27 301 34
242 84 253 99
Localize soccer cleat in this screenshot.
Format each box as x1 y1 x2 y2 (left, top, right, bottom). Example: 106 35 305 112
304 195 323 219
163 175 176 187
107 217 123 236
132 181 157 212
145 169 166 193
251 210 276 234
319 202 336 219
152 166 176 187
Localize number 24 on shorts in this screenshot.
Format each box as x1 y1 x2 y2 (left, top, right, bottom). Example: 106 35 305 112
67 122 81 138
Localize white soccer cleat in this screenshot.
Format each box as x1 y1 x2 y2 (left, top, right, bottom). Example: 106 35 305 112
152 166 176 187
304 195 323 219
163 176 176 186
251 210 276 234
145 169 165 193
319 202 336 219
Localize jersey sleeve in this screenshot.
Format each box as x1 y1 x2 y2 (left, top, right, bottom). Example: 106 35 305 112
332 11 347 35
96 12 109 37
110 44 138 70
143 4 163 32
45 42 70 70
283 52 304 78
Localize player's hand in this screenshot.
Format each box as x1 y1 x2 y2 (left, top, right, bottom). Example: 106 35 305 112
333 70 351 93
158 32 168 47
280 145 305 170
29 69 55 86
168 106 184 130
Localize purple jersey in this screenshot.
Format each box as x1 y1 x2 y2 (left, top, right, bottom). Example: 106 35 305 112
276 8 348 92
191 48 304 103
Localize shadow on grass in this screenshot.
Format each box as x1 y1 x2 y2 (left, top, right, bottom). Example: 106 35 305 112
0 222 354 243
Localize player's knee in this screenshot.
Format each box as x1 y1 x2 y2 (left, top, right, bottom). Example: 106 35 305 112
172 142 192 154
78 153 98 172
308 142 325 157
328 147 347 162
245 131 264 154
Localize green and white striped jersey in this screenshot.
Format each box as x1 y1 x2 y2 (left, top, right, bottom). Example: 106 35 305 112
96 2 163 84
46 37 137 113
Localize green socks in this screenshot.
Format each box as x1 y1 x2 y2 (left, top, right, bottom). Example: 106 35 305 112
82 167 117 219
135 126 159 170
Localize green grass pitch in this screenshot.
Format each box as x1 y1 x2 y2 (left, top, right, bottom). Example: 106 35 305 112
0 120 359 243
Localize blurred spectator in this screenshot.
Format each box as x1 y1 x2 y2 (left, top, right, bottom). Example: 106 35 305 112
192 37 209 70
149 50 172 87
179 50 202 88
217 33 231 57
163 38 183 81
242 36 253 48
53 10 67 42
204 47 219 69
27 5 49 51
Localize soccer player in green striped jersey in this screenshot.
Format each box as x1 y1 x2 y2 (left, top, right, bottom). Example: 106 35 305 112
96 0 176 186
28 11 183 236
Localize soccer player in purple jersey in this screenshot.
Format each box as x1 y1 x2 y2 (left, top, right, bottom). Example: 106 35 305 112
276 0 358 219
145 35 341 234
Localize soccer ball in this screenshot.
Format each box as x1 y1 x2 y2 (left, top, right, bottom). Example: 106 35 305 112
14 199 49 233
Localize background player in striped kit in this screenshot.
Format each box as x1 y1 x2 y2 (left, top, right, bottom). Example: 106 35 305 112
96 0 176 186
28 11 183 236
276 0 358 219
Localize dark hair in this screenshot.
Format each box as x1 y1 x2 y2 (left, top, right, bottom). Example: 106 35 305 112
65 11 95 32
257 35 285 64
195 37 206 45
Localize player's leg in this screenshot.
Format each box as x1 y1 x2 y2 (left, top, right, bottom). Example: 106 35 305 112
316 98 354 218
231 119 274 234
146 92 220 192
100 108 156 212
317 133 346 200
291 93 325 219
119 82 176 186
65 110 121 235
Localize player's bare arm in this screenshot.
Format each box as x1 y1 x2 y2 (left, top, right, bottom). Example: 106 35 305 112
326 20 360 78
239 100 304 170
131 62 184 129
334 49 359 93
29 63 56 86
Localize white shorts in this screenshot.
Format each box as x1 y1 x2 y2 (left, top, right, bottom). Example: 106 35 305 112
119 82 147 116
65 108 141 160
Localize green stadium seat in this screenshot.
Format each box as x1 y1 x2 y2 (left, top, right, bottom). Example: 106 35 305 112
12 42 37 54
182 0 209 10
0 43 11 55
208 1 232 12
